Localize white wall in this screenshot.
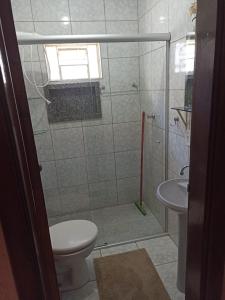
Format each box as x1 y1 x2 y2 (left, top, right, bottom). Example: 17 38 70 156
11 0 141 225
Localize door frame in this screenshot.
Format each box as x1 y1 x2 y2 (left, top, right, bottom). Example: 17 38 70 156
0 1 60 299
186 0 225 299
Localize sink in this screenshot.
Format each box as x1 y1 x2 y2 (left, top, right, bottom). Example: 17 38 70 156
157 179 188 213
156 178 189 293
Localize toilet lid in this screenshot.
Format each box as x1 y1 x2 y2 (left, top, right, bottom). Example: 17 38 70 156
49 220 98 255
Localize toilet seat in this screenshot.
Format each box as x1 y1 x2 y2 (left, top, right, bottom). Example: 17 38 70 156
50 220 98 255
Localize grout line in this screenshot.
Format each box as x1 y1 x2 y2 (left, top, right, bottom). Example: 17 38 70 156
66 0 73 34
28 90 140 99
103 0 120 206
39 147 141 164
138 0 161 20
154 259 178 267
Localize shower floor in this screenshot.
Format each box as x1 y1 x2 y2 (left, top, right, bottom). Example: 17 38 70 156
92 204 164 247
49 203 164 247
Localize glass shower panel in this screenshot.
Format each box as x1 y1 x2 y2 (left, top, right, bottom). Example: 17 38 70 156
19 40 166 247
140 42 167 231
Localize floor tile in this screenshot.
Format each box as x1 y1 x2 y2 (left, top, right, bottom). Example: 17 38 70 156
137 236 178 265
87 250 101 281
61 281 99 300
91 203 163 246
156 262 185 300
102 217 163 245
92 203 152 226
100 243 138 257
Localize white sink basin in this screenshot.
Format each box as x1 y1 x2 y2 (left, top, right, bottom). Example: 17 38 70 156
157 179 188 213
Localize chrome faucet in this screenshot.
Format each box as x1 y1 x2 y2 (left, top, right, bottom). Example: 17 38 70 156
180 165 189 176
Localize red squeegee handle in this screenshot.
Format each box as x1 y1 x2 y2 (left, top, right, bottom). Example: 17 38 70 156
140 111 145 205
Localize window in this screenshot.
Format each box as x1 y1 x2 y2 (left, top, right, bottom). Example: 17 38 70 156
45 44 102 81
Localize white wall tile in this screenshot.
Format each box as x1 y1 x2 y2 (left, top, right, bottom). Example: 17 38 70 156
31 0 70 21
106 21 138 58
50 120 82 130
168 131 189 175
83 125 114 155
117 177 139 204
60 185 90 213
105 0 138 21
86 154 116 183
140 52 152 91
151 126 165 163
28 98 49 132
115 150 140 178
109 57 139 92
89 180 117 209
100 59 111 94
71 21 107 57
11 0 33 21
140 91 152 117
82 97 112 127
44 189 62 217
113 122 141 152
169 0 194 42
69 0 105 21
23 62 45 98
149 159 164 191
112 94 140 123
15 22 39 61
34 21 71 34
151 0 169 50
169 90 187 135
34 130 54 162
52 127 84 159
41 161 58 189
151 91 165 129
169 39 186 90
56 157 87 187
151 46 166 90
138 0 160 18
138 11 151 55
71 21 106 34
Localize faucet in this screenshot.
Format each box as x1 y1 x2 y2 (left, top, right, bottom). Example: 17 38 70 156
180 165 189 176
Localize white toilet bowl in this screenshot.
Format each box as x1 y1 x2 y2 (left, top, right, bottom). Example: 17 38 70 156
50 220 98 291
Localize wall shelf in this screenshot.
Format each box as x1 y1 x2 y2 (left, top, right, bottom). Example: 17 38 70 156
171 107 192 128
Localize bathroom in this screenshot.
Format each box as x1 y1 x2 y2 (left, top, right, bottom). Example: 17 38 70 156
1 0 210 299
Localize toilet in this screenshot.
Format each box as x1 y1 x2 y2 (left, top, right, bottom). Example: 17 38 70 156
49 220 98 291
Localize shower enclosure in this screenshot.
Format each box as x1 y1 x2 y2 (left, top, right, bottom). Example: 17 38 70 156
17 32 170 247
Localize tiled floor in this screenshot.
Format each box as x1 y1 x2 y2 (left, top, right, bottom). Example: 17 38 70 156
61 236 185 300
50 204 164 247
92 204 164 246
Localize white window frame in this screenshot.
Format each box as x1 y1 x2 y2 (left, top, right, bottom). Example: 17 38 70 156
44 43 102 82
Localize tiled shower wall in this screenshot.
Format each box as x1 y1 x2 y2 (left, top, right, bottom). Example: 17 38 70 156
12 0 142 222
138 0 194 244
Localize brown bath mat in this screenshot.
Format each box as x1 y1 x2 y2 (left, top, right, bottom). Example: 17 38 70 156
94 248 170 300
